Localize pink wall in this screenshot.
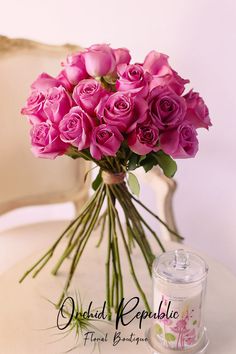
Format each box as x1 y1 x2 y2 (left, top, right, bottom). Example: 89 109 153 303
1 0 235 272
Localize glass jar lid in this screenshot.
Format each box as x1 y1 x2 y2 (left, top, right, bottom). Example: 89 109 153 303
153 249 208 284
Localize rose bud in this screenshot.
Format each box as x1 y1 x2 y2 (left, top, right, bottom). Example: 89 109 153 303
83 44 116 77
61 52 88 86
31 72 61 91
144 51 189 95
184 90 212 129
113 48 131 66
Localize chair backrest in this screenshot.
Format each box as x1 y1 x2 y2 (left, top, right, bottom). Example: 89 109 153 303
0 36 90 215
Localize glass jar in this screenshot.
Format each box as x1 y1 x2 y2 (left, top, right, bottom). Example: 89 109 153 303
152 249 208 352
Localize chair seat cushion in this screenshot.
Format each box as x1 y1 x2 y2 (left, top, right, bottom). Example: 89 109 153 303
0 220 70 274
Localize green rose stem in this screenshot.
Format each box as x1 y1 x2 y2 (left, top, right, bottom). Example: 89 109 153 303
111 185 154 274
19 166 181 315
122 185 184 241
56 185 106 307
52 185 105 273
19 184 102 283
106 190 112 320
115 184 155 253
106 186 124 312
120 186 165 253
108 187 151 313
96 211 107 247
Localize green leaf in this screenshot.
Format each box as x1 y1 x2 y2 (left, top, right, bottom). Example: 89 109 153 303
83 166 98 183
92 170 102 191
140 153 159 172
128 172 140 196
193 320 197 325
128 153 139 171
128 153 147 171
139 155 147 163
153 150 177 178
165 333 176 342
155 323 163 335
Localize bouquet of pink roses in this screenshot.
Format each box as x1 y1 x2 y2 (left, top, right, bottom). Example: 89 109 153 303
20 44 211 317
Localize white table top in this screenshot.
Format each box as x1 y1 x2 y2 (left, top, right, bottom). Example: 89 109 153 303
0 221 236 354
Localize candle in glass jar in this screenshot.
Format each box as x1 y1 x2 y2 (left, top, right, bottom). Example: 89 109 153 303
152 249 208 352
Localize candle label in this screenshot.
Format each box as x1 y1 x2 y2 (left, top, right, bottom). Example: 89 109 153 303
153 291 203 350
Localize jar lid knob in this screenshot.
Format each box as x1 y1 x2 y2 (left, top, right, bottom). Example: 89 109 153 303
173 249 190 269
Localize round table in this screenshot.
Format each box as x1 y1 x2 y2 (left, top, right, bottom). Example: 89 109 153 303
0 221 236 353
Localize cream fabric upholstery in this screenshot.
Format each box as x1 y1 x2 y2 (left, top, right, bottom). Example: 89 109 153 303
0 36 89 215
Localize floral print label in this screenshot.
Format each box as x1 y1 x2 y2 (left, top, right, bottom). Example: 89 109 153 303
153 291 203 350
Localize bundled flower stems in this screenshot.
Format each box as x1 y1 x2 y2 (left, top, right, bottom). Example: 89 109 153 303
20 44 211 316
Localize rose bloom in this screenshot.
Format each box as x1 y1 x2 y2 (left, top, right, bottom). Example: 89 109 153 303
160 122 199 158
149 86 187 130
59 106 94 150
90 124 124 160
143 51 171 77
61 52 88 85
128 122 159 155
97 92 148 133
83 44 116 77
184 90 212 129
44 86 72 124
31 122 68 159
143 51 189 95
21 90 47 124
56 70 74 92
116 63 151 97
31 73 61 91
73 79 107 115
113 48 131 66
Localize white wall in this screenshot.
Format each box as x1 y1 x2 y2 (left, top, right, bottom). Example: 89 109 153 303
1 0 236 273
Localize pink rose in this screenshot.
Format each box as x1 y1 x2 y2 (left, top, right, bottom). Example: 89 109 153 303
31 122 68 159
56 70 74 92
150 70 189 96
83 44 116 77
73 79 107 115
144 51 189 95
61 52 87 85
21 90 47 124
90 124 124 160
128 122 159 155
116 64 151 97
59 106 94 150
143 51 171 77
31 73 61 91
184 90 212 129
97 92 148 133
44 86 72 124
149 86 187 130
113 48 131 66
160 123 198 158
